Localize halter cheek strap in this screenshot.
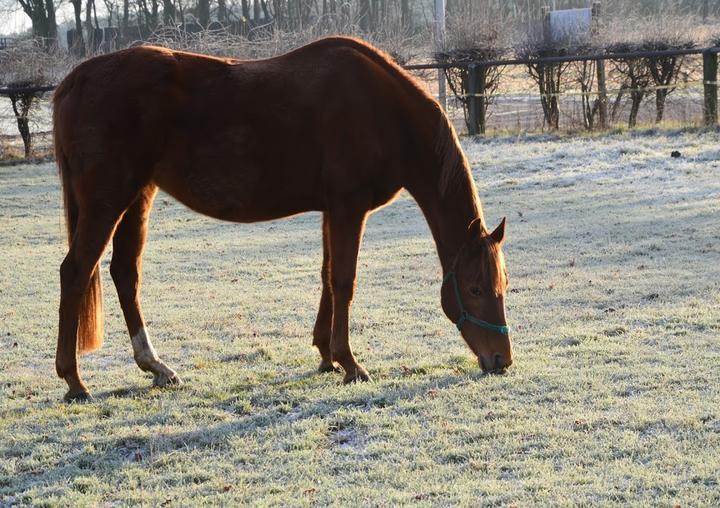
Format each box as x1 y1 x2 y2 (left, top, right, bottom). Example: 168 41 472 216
443 271 511 335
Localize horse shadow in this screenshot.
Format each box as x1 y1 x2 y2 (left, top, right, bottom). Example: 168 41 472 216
74 367 491 472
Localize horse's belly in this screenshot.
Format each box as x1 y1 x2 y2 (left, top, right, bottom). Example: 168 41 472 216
153 171 320 223
151 128 323 222
191 197 319 223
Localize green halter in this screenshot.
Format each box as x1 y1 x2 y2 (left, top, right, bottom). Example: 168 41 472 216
443 271 511 335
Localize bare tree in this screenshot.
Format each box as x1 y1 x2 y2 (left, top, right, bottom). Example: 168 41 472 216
85 0 97 53
69 0 85 54
571 58 602 130
609 48 651 128
647 51 688 123
103 0 119 27
216 0 226 23
16 0 57 45
401 0 410 29
518 28 570 131
197 0 209 25
438 5 510 134
0 40 71 157
640 23 695 123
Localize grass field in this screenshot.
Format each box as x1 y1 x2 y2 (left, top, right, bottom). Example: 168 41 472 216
1 129 719 506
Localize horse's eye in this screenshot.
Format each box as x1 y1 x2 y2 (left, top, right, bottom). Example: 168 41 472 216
469 286 482 297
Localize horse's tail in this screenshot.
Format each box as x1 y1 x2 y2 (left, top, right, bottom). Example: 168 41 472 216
55 127 104 354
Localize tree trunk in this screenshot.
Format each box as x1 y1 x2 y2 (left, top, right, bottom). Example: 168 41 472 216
358 0 370 30
45 0 58 42
271 0 282 27
216 0 226 23
122 0 129 35
197 0 209 26
537 63 560 130
85 0 95 54
628 92 643 127
260 0 270 19
150 0 159 26
648 56 682 125
401 0 409 28
163 0 176 24
655 89 668 123
17 0 58 46
93 0 100 30
9 92 36 159
70 0 84 54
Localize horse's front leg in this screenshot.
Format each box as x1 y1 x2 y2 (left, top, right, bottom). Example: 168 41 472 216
327 207 371 384
110 186 181 388
312 213 341 373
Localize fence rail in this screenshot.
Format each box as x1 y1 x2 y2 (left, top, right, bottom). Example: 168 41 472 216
405 46 720 134
405 46 720 71
0 85 56 96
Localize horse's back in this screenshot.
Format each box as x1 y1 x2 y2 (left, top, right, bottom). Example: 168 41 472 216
54 38 431 220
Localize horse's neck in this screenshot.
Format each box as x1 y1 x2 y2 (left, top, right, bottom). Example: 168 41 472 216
409 170 483 274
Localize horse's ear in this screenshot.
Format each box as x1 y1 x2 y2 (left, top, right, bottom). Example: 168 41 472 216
490 217 506 245
466 217 484 240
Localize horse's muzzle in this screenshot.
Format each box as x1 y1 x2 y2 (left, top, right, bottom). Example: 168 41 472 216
480 353 512 374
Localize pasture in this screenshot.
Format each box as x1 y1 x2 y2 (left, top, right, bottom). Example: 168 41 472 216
1 130 719 505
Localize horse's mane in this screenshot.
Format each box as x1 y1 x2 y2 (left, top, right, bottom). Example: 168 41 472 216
310 37 472 198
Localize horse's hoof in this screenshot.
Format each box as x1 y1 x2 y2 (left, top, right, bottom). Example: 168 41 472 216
63 389 93 403
343 369 372 384
318 360 341 373
153 370 182 388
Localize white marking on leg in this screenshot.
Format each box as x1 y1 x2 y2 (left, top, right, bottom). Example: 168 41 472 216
131 327 160 369
130 327 180 385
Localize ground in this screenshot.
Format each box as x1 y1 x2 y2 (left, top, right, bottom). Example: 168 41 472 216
1 130 719 506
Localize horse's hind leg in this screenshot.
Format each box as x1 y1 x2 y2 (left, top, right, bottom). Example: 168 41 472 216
58 210 124 401
312 213 341 373
110 185 181 387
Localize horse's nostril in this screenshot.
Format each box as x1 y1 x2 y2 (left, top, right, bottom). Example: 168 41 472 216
479 356 489 372
480 354 512 373
493 353 502 370
480 354 508 374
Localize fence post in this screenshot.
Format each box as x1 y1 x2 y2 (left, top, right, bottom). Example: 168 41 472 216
467 65 488 136
434 0 446 110
592 2 608 130
467 64 479 135
703 50 718 126
478 65 487 134
596 59 608 129
542 6 551 46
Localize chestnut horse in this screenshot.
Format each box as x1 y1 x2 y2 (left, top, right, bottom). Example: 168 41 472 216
53 37 512 401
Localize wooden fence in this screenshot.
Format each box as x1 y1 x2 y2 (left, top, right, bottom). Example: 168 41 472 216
406 47 720 135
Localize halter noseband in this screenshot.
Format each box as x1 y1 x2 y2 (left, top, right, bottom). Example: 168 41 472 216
443 271 510 335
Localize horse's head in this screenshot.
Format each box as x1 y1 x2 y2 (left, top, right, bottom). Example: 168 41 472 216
441 217 512 373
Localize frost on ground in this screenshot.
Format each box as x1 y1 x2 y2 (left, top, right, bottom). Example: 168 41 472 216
0 130 718 505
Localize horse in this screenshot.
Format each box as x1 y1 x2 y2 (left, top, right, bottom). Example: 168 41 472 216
53 36 512 402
